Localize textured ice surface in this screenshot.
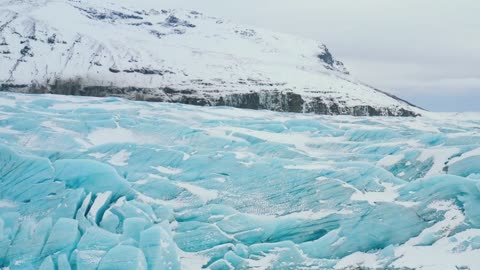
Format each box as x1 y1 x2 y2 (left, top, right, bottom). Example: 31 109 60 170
0 92 480 269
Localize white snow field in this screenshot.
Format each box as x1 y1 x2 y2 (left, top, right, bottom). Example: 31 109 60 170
0 92 479 269
0 0 420 116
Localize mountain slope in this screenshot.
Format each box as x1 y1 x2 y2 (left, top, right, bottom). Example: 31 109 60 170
0 0 421 116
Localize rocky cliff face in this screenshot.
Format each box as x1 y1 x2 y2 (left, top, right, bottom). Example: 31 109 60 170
0 0 422 116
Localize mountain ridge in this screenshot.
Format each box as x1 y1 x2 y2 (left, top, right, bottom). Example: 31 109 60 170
0 0 422 116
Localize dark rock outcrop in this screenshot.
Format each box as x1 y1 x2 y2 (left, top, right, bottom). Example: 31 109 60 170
318 48 334 66
0 81 420 117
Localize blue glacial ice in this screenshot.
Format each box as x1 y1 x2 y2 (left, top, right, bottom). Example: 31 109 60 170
0 92 480 269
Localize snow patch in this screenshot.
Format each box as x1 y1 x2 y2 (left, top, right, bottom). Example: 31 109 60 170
108 150 131 166
152 166 182 175
377 154 404 167
176 182 218 203
418 148 460 177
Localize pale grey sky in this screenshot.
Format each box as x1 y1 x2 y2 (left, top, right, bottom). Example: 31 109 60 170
167 0 480 111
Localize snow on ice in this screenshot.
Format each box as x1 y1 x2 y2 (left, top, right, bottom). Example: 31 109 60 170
0 92 479 269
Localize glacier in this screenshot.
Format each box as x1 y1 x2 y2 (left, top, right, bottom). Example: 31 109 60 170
0 92 480 269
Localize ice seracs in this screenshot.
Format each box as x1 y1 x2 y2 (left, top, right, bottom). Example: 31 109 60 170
0 92 479 269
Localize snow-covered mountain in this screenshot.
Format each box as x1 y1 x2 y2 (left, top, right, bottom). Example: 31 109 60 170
0 0 421 116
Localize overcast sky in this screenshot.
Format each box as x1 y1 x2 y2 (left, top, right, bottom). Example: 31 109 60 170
167 0 480 112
